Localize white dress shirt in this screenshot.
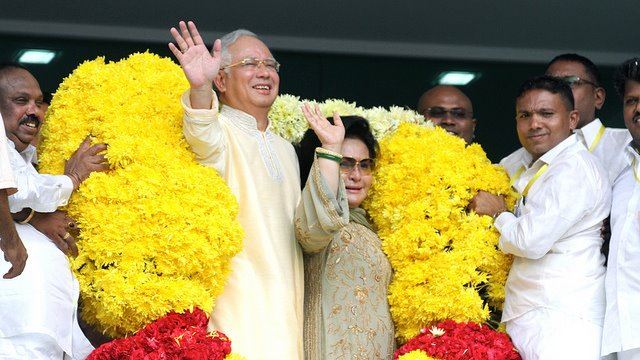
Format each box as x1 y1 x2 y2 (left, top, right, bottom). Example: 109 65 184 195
5 141 73 213
0 138 93 358
0 115 16 194
575 118 631 184
496 134 611 324
602 143 640 356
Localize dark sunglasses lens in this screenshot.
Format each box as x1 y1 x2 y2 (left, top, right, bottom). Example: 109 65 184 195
450 109 468 119
427 107 446 118
359 159 375 172
340 157 357 170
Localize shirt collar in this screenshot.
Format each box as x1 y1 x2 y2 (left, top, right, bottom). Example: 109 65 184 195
625 141 640 164
220 105 271 133
5 138 37 163
574 118 603 146
523 134 579 168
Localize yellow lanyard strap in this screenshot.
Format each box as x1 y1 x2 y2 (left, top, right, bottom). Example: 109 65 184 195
588 124 606 152
633 157 640 184
510 164 549 198
522 164 549 197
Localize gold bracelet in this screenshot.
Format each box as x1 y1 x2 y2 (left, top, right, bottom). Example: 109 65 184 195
315 147 342 158
18 209 35 224
315 147 343 163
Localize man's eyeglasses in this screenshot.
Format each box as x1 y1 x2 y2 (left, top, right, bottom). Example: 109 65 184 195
558 75 599 88
221 57 281 73
340 157 375 175
424 107 472 120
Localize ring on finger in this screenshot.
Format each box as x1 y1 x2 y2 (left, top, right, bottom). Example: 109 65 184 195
63 232 71 240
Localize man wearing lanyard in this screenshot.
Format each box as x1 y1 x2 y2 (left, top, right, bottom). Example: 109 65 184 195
469 76 611 359
546 53 631 184
601 58 640 360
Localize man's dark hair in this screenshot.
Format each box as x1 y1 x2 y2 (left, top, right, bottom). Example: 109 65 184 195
546 53 602 87
613 58 640 96
516 75 575 111
296 116 379 189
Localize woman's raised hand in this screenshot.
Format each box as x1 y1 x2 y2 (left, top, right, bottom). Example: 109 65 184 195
301 103 345 153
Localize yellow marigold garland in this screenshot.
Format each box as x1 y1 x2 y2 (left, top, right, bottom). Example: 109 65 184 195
398 350 439 360
38 52 243 338
268 96 426 143
365 123 516 342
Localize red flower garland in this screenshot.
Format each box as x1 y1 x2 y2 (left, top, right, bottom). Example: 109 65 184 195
394 320 521 360
88 308 231 360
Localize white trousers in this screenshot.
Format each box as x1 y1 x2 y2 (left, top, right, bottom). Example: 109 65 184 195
618 348 640 360
506 308 603 360
0 333 63 359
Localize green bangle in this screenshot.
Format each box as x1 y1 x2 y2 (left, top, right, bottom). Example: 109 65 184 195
316 151 342 163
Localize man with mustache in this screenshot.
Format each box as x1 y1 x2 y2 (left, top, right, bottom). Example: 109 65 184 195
417 85 477 144
169 22 303 359
0 64 108 359
469 76 610 359
0 112 27 280
601 58 640 360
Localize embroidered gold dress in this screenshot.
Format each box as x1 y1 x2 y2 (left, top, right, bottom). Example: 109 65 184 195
295 160 394 360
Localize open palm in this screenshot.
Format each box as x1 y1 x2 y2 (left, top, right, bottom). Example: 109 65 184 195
301 103 345 151
169 21 221 90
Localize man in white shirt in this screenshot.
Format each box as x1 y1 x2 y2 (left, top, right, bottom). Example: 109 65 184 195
0 64 108 359
417 85 477 144
601 58 640 360
469 76 611 359
546 53 631 183
168 21 303 359
0 112 26 279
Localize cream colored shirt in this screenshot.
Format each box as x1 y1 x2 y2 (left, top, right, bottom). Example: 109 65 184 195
0 114 16 194
182 91 303 360
497 135 611 324
602 144 640 356
574 118 631 184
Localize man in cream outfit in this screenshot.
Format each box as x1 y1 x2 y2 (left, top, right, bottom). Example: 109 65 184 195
169 21 303 359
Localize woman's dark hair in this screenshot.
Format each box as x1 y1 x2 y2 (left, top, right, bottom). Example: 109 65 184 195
296 115 379 188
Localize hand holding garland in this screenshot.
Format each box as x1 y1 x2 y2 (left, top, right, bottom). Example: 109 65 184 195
468 190 508 219
64 137 109 191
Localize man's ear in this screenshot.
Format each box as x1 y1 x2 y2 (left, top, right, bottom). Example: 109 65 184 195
569 110 580 130
213 71 226 94
594 86 606 110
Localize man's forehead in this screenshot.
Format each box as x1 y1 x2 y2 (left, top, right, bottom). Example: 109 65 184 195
517 90 563 109
229 36 273 59
0 69 42 96
546 60 588 77
422 92 471 110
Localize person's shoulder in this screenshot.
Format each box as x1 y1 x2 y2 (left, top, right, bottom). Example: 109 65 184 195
604 127 632 147
555 142 608 187
499 147 527 173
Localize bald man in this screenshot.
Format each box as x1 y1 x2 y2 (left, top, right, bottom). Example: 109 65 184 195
417 85 477 144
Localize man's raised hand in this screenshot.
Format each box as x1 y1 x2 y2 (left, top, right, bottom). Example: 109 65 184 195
169 21 222 92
